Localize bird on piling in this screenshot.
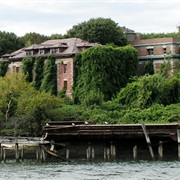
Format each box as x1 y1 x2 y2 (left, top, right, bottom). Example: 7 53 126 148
85 121 89 125
104 121 108 125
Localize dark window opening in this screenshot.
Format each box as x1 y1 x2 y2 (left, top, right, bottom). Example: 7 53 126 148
147 49 153 55
64 64 67 73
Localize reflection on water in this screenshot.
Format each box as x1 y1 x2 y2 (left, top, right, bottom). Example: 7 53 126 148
0 160 180 180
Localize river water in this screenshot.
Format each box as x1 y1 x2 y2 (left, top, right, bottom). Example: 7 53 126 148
0 160 179 180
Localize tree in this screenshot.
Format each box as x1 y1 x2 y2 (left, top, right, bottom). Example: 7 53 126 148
0 72 64 135
19 32 48 47
115 73 180 109
0 31 22 56
65 17 127 46
73 45 138 103
0 61 8 76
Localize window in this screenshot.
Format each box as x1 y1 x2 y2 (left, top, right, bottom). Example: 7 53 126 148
146 46 154 55
16 67 19 73
52 48 58 53
26 50 32 56
64 64 67 73
64 81 67 91
40 49 44 54
162 45 167 54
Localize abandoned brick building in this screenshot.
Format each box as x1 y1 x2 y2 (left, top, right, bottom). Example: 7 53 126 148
1 30 180 97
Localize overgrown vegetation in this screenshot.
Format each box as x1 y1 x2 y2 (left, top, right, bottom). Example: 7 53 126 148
73 45 138 103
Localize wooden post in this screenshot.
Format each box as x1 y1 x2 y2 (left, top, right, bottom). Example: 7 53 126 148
177 130 180 160
36 145 40 162
110 142 116 160
2 148 6 162
15 143 19 162
21 145 24 161
0 143 1 162
66 149 69 161
87 142 91 161
158 141 163 160
141 122 155 159
104 147 107 160
41 147 46 162
92 147 95 160
107 148 110 160
133 145 138 160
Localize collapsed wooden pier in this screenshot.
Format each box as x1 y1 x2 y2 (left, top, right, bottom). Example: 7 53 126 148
43 122 180 160
1 122 180 162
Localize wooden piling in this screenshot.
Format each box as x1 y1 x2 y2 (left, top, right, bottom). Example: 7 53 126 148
141 122 155 159
15 143 19 162
87 142 92 161
2 148 6 162
110 142 116 160
107 148 110 160
177 130 180 160
21 145 24 161
36 145 40 162
158 141 163 160
66 149 69 161
133 145 138 160
92 147 95 160
104 147 107 160
0 143 1 161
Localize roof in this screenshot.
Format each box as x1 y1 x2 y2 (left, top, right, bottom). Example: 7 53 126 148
3 38 100 60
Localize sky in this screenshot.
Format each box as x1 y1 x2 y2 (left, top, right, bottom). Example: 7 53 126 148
0 0 180 37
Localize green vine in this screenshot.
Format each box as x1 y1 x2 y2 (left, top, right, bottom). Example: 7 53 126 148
40 55 57 95
32 57 44 90
0 61 8 76
22 57 34 82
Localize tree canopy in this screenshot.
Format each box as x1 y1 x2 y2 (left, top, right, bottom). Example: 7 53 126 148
19 32 48 47
65 17 127 46
0 31 22 56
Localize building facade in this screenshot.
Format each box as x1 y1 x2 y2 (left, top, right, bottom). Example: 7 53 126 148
1 34 180 98
1 38 99 98
130 37 180 75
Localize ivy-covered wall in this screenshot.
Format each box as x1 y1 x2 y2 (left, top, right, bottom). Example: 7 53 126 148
73 45 138 104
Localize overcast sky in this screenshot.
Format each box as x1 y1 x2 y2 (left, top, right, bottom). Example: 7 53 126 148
0 0 180 37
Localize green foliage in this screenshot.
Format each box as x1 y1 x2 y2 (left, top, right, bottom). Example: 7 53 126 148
0 61 8 76
40 55 57 95
49 33 64 39
0 73 34 125
0 72 64 135
83 90 104 107
65 17 127 46
22 57 34 82
19 32 48 47
140 32 180 39
115 73 180 109
144 60 154 75
0 31 22 56
16 91 64 135
32 57 44 90
73 45 138 103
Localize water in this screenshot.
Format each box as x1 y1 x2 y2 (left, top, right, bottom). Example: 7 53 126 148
0 160 179 180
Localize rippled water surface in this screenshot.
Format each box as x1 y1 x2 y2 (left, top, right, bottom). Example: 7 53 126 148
0 160 179 180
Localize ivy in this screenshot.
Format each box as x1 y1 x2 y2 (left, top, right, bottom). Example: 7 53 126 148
40 55 57 95
0 61 8 76
22 57 34 82
32 57 44 90
73 45 138 103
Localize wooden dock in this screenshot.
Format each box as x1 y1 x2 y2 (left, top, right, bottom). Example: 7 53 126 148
42 122 180 160
43 122 180 142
